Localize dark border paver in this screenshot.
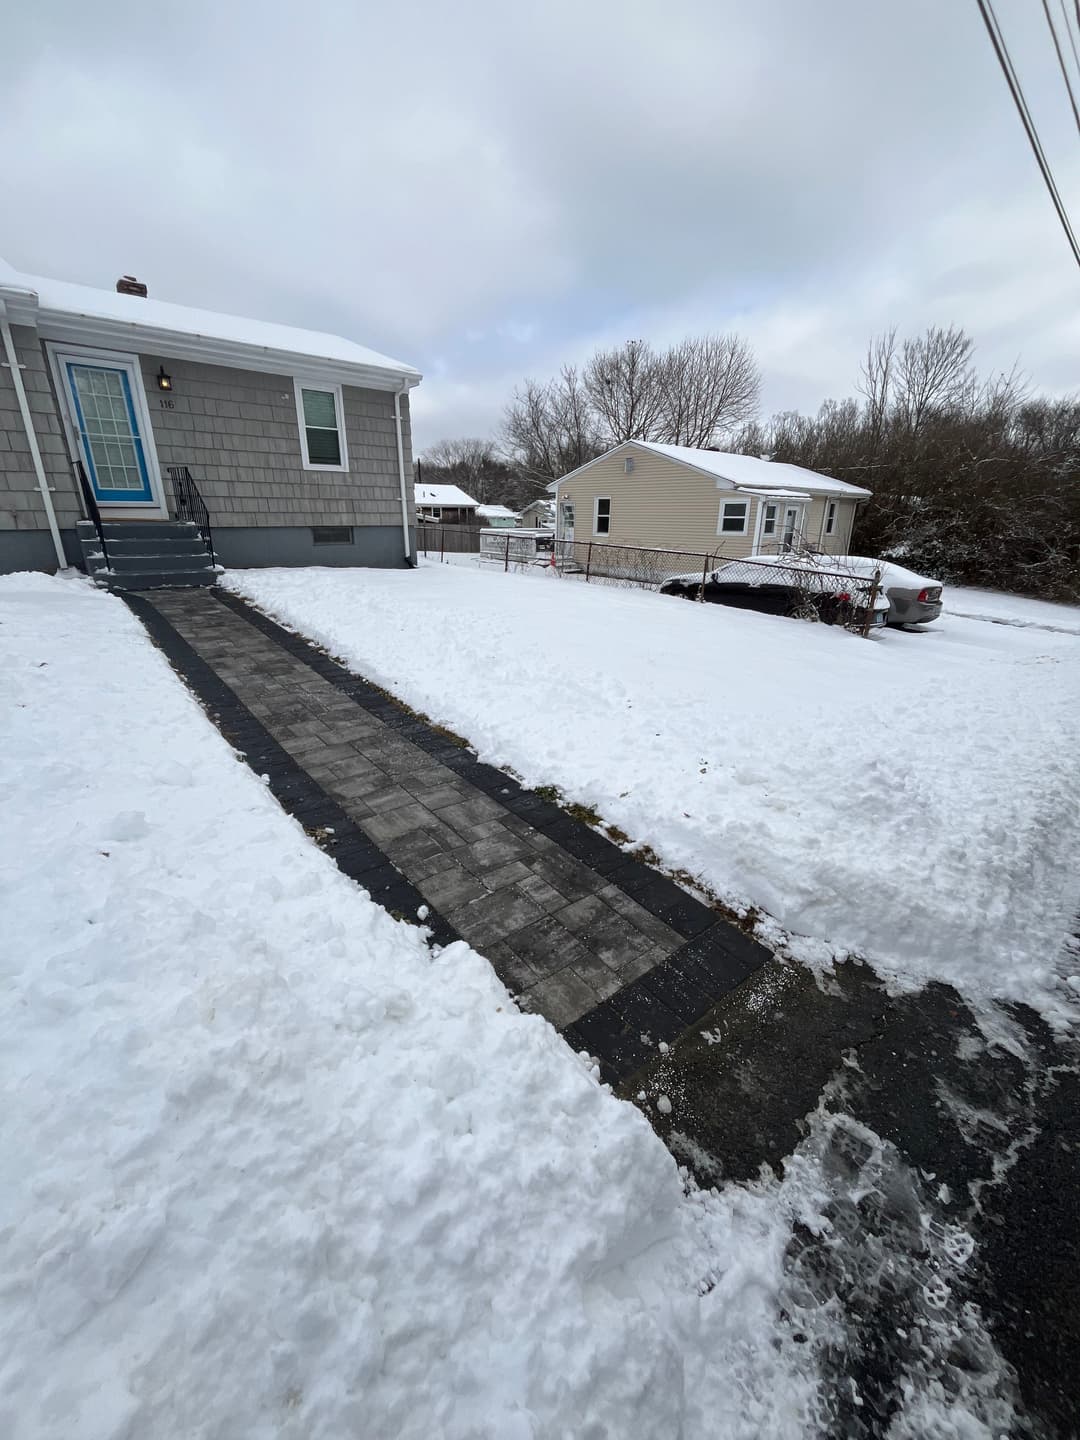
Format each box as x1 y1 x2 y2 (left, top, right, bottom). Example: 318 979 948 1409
127 587 772 1047
123 591 460 948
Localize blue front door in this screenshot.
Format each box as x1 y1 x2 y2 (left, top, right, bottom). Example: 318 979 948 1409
64 360 155 504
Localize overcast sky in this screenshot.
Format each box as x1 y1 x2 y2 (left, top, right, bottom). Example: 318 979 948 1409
2 0 1077 451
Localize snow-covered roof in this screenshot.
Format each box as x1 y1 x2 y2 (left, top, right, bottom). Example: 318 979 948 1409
415 483 477 507
632 443 872 498
550 441 871 499
0 257 420 389
476 504 518 519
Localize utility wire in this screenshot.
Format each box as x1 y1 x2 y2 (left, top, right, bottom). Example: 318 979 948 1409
974 0 1080 268
1060 0 1080 87
1042 0 1080 137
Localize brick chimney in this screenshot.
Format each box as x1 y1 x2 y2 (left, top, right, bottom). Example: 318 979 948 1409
116 275 148 297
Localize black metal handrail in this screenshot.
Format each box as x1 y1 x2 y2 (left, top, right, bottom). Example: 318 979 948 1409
74 461 110 572
166 465 216 566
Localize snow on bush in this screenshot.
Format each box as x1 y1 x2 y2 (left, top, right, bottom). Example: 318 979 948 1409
226 564 1080 1020
0 574 817 1439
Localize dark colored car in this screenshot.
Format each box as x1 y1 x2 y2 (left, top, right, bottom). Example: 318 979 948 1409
660 559 890 629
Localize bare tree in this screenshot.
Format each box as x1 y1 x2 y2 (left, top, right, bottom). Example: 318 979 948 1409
502 367 603 484
418 437 515 505
895 325 975 432
584 339 665 442
858 328 897 442
656 333 760 447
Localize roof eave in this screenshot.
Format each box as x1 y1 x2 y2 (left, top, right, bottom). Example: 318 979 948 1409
29 306 422 390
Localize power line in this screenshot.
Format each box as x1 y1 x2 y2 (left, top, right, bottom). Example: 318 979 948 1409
974 0 1080 268
1042 0 1080 137
1060 0 1080 87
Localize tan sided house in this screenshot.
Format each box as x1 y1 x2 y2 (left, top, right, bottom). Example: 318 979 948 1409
548 441 871 560
0 257 421 585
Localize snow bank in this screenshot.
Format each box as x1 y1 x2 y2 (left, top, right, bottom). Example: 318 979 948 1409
226 564 1080 1020
0 574 815 1438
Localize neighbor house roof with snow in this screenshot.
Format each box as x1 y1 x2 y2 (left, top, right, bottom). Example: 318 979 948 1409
475 504 518 520
415 483 477 508
547 440 871 499
0 257 420 391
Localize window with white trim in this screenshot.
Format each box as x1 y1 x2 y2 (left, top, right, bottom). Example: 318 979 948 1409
824 500 838 536
594 496 611 535
295 380 348 470
718 500 748 535
761 502 778 538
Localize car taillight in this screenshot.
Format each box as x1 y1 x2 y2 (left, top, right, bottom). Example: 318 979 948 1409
917 587 941 603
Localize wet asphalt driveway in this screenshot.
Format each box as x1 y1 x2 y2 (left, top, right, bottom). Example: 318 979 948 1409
623 957 1080 1438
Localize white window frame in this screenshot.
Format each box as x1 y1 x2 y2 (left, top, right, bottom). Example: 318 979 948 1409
593 495 611 536
294 379 349 472
823 500 838 537
717 499 749 536
46 342 167 515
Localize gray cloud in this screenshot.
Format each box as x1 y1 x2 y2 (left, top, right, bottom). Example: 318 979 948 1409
2 0 1076 451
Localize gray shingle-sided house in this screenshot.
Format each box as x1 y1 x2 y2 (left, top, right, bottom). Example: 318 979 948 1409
547 441 871 558
0 258 421 583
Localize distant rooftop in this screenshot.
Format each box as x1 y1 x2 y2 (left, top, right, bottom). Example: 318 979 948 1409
415 483 477 507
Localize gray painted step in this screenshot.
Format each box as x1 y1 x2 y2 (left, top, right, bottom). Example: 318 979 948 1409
76 520 201 540
77 519 217 591
99 569 218 591
85 539 212 561
99 551 217 574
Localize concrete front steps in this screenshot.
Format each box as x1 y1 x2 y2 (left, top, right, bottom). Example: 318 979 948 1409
77 520 219 592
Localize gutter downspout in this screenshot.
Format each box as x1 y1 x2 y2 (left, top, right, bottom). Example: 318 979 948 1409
393 381 413 566
0 311 66 570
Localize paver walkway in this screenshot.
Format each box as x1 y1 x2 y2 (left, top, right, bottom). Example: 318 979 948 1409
130 588 770 1079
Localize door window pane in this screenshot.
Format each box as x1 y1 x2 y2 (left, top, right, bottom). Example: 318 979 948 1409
69 363 148 492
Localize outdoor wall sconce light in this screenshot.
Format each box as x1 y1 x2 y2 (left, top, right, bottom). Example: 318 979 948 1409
156 366 173 392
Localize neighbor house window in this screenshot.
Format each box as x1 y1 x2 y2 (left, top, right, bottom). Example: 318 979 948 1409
824 500 838 536
761 502 778 538
719 500 748 535
295 380 348 470
312 525 353 545
624 456 635 474
594 497 611 535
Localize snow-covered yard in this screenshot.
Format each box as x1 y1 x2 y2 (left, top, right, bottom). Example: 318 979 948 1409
227 563 1080 1021
1 573 822 1439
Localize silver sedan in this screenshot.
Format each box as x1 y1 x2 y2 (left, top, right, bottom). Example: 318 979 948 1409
834 557 944 625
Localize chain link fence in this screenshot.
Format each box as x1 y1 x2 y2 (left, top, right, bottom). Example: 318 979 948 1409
552 539 883 634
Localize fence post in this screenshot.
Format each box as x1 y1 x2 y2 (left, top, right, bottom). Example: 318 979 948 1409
699 552 710 600
441 527 445 564
504 533 510 572
861 569 882 637
586 542 593 582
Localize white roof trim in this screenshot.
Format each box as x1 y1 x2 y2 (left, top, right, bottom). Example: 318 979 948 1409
0 264 421 391
734 488 813 500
